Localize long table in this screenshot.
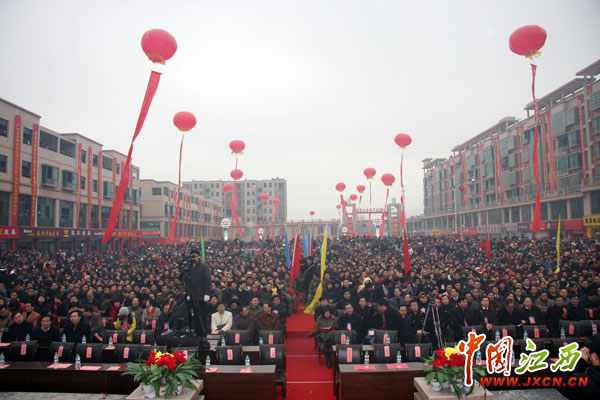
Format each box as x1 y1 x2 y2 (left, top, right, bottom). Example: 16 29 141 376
198 365 276 400
339 363 425 400
0 362 137 394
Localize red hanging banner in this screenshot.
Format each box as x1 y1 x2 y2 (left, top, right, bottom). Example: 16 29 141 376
227 194 245 239
103 71 162 243
76 143 82 228
98 150 102 230
403 231 411 275
87 147 92 228
30 124 39 227
168 136 184 244
546 110 557 192
11 115 21 226
531 64 542 233
516 125 524 196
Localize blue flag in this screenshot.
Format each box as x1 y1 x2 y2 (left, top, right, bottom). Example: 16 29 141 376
285 230 291 270
302 229 307 257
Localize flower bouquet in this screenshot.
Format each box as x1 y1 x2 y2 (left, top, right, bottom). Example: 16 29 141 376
422 347 486 399
124 351 203 398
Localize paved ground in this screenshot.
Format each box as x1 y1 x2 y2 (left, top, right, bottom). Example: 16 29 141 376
494 389 567 400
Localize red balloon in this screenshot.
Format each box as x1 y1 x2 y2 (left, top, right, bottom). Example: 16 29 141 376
273 198 280 207
459 185 465 191
335 182 346 192
336 205 341 209
509 25 547 58
141 29 177 64
309 210 315 216
364 168 376 179
356 185 365 193
394 133 412 149
230 169 243 180
349 194 358 201
173 111 196 132
259 193 269 201
229 140 245 154
222 183 234 193
381 173 395 186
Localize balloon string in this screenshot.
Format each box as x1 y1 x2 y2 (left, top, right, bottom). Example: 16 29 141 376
531 63 541 233
168 135 184 244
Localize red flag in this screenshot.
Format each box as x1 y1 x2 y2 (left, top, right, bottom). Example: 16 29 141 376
289 234 301 295
485 232 491 259
168 136 184 244
103 71 161 243
403 231 411 275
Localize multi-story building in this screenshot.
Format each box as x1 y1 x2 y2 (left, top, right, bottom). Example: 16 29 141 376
408 59 600 238
0 97 144 251
139 179 222 244
183 178 287 237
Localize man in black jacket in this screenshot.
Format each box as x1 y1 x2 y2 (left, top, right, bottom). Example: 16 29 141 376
517 297 544 326
32 315 60 345
6 312 34 342
567 295 587 321
547 296 568 337
558 334 600 399
64 310 91 344
338 303 364 339
186 249 212 337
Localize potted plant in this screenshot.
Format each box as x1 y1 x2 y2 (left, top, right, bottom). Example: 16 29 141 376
124 351 203 398
123 358 153 393
422 347 486 399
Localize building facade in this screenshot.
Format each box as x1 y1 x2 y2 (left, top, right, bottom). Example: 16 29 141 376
0 98 145 251
183 178 287 238
139 179 222 244
408 59 600 238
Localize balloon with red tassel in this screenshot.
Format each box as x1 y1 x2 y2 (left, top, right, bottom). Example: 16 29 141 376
509 25 547 233
229 140 246 239
394 133 412 273
363 168 376 235
103 29 177 244
380 173 395 237
168 111 197 244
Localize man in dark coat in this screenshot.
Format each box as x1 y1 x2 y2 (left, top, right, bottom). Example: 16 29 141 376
338 303 364 339
567 295 587 321
558 334 600 400
6 312 34 342
546 296 568 337
32 315 60 345
187 249 212 337
63 310 91 344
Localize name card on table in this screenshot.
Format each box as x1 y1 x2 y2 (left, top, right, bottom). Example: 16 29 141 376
0 343 9 347
384 346 390 357
106 366 121 371
227 349 233 360
270 347 276 358
0 364 9 369
386 364 409 369
80 366 102 371
205 367 218 373
268 334 274 344
569 325 575 335
21 344 27 355
346 348 353 363
235 333 240 344
140 334 146 344
354 365 375 370
113 333 118 343
123 347 130 359
240 368 252 373
534 328 540 338
414 346 421 358
47 363 71 369
86 347 92 358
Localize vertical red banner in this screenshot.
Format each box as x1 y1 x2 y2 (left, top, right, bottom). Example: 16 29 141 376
577 95 587 184
87 147 92 228
128 161 133 230
461 154 467 205
11 115 22 226
494 136 503 200
541 113 551 192
30 124 39 227
98 151 103 229
516 125 523 196
76 143 82 228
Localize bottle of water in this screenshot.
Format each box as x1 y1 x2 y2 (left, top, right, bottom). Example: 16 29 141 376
523 330 528 339
82 335 87 344
593 324 598 335
495 329 500 342
259 337 264 345
476 351 482 365
221 337 226 346
0 353 5 367
205 355 211 367
53 352 59 366
26 334 30 341
560 327 566 339
61 334 67 343
345 336 350 345
396 351 402 365
384 334 390 344
108 336 113 346
245 355 250 367
510 350 516 366
75 354 81 370
364 352 370 366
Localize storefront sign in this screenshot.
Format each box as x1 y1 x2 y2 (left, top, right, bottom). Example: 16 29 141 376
0 227 19 239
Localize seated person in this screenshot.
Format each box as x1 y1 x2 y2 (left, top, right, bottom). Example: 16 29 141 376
63 310 91 343
82 305 105 342
257 302 280 331
32 314 60 345
157 303 176 335
309 309 337 368
0 305 13 329
558 334 600 398
6 312 34 342
211 302 233 334
114 306 136 342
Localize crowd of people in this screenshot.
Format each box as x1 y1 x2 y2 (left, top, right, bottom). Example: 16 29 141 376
0 235 599 366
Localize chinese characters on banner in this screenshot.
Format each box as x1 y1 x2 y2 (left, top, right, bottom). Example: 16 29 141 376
77 143 82 228
11 115 21 226
30 124 39 226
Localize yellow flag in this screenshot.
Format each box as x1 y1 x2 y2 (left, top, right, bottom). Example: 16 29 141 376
304 229 328 314
554 216 561 273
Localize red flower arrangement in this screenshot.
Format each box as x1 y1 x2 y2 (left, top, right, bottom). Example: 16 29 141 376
423 347 485 399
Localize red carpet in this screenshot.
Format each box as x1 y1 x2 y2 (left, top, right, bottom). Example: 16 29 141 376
282 308 336 400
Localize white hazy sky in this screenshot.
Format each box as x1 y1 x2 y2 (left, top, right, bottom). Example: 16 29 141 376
1 0 598 221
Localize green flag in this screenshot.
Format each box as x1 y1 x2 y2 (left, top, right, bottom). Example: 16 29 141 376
200 232 206 262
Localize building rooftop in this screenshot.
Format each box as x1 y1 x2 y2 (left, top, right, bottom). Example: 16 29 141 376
0 97 41 118
61 133 104 147
451 117 517 152
524 78 586 111
576 58 600 77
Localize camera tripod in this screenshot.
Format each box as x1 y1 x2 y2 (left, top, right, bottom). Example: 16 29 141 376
421 301 443 349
